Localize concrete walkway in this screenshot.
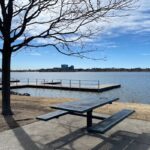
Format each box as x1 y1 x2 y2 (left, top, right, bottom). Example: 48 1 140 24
0 113 150 150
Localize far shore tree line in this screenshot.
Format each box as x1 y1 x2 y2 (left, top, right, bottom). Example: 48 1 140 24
0 68 150 72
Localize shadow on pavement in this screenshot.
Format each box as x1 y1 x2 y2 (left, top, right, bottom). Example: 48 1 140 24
4 116 40 150
45 128 150 150
4 117 150 150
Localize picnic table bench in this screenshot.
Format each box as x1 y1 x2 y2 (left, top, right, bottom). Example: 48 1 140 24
36 97 135 134
36 110 68 121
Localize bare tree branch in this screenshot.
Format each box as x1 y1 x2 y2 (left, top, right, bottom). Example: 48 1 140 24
1 0 136 57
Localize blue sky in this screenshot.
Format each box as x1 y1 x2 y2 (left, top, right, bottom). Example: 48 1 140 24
10 31 150 69
1 0 150 69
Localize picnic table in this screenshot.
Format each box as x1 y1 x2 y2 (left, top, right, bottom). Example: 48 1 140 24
37 97 135 134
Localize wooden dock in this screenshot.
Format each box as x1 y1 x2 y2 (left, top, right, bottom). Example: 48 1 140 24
8 83 121 92
0 79 121 92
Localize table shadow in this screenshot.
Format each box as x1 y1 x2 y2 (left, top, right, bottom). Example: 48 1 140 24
4 117 150 150
44 128 150 150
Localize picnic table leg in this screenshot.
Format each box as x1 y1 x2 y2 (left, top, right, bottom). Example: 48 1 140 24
87 110 93 128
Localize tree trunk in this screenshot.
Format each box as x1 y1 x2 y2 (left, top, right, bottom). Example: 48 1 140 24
1 45 13 115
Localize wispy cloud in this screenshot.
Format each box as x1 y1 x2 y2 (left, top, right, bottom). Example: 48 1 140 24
86 41 118 49
13 0 150 47
103 0 150 34
30 52 41 56
81 0 150 39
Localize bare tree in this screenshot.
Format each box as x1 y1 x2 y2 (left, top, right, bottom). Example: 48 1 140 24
0 0 134 115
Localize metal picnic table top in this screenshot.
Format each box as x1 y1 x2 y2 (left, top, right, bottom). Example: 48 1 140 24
50 97 119 113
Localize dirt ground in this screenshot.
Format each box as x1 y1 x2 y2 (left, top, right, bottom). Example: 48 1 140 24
0 95 150 132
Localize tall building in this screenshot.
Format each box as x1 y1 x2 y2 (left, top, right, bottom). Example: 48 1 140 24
61 64 68 69
69 65 74 70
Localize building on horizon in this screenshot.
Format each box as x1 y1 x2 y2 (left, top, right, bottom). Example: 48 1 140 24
61 64 69 69
69 65 74 70
61 64 74 71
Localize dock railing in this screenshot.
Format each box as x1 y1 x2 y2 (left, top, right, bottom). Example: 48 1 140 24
16 78 101 89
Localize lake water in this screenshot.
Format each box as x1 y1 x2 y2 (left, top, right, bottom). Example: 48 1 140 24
6 72 150 104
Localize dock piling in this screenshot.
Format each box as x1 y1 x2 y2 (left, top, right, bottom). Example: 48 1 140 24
60 80 62 87
69 80 71 88
27 78 29 85
98 80 100 89
36 79 38 85
79 80 81 88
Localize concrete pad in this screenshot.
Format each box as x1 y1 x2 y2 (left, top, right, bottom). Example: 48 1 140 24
0 114 150 150
136 133 150 146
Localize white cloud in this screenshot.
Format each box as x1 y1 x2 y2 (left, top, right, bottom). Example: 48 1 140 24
12 0 150 46
87 41 118 49
105 0 150 34
30 52 41 56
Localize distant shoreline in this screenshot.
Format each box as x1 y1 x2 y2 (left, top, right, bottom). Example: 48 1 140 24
0 68 150 72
